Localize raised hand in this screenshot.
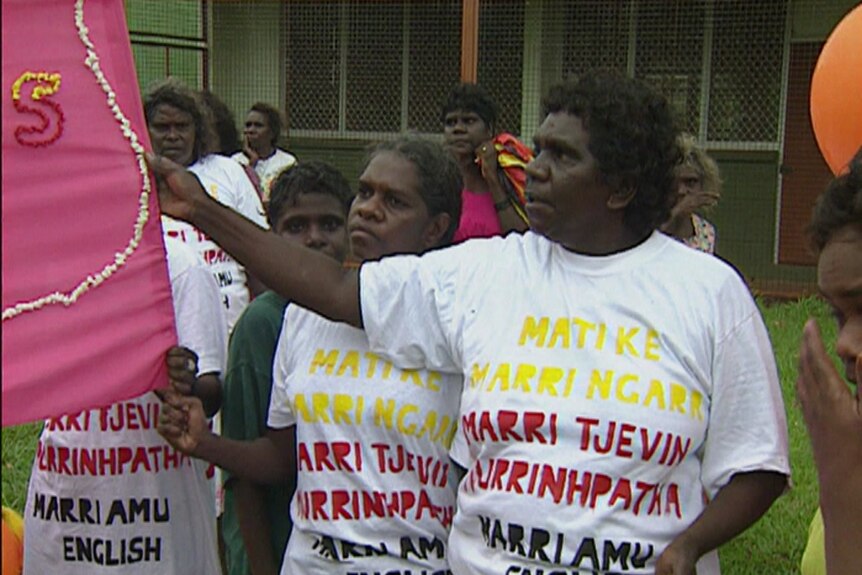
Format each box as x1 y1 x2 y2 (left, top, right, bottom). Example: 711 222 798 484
166 346 198 397
145 151 208 222
157 392 210 455
796 319 862 481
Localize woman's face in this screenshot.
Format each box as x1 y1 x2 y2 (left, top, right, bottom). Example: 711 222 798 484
148 104 196 167
674 165 703 200
817 224 862 385
347 151 448 262
443 109 493 158
244 110 273 152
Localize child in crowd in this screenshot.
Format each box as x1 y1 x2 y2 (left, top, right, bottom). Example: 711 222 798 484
221 161 353 575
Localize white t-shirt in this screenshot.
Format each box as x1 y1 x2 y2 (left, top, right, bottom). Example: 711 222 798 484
231 148 297 202
359 231 790 575
162 153 268 333
268 305 462 575
23 236 228 575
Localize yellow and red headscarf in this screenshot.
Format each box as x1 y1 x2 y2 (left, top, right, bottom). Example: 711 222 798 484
490 132 533 225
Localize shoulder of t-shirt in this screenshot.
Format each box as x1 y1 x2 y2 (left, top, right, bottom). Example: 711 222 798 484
424 231 551 278
201 153 252 180
275 148 297 165
230 151 249 166
663 235 749 293
163 234 204 281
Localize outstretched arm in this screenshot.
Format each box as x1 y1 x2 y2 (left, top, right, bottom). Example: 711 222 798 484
158 392 295 485
655 470 787 575
148 153 362 327
797 320 862 575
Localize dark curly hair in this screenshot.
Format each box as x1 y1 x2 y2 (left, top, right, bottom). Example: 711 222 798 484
199 89 240 155
144 78 214 163
541 71 681 237
809 147 862 254
249 102 283 147
440 83 498 131
267 161 353 228
366 137 463 246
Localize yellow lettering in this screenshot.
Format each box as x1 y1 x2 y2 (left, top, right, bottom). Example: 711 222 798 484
396 404 418 434
644 329 661 361
364 352 379 377
311 393 332 423
513 364 537 393
616 373 640 404
332 394 354 424
336 351 360 377
669 383 687 414
309 349 339 375
644 380 666 410
292 394 315 423
690 390 704 421
470 363 491 389
615 327 640 357
537 366 563 396
548 318 571 348
355 395 364 424
573 318 596 349
519 316 549 347
416 410 438 439
586 369 614 399
426 371 441 392
374 398 395 428
489 363 512 392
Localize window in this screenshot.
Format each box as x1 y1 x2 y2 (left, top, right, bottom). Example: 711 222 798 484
286 0 461 138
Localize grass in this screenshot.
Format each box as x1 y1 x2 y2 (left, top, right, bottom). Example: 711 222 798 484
0 297 836 573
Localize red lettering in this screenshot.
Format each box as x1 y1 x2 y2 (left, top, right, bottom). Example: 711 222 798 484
331 490 352 519
616 423 636 458
497 411 524 442
311 491 329 520
313 443 335 471
505 460 529 494
589 473 613 508
522 412 548 443
576 417 600 450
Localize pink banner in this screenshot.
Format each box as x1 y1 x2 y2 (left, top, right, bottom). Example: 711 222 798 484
1 0 176 426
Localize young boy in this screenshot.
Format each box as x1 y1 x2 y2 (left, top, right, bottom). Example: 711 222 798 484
220 161 352 575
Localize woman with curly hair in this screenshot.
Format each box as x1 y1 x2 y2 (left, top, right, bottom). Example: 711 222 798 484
661 133 722 253
150 70 790 575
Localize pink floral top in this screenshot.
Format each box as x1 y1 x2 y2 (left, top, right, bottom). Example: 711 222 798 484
683 213 717 254
453 188 502 243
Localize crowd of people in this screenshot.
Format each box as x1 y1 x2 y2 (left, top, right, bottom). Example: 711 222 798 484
12 69 860 575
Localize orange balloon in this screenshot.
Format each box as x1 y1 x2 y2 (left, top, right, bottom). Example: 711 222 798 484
810 4 862 175
1 510 23 575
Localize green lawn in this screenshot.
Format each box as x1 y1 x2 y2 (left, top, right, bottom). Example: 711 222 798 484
1 297 836 573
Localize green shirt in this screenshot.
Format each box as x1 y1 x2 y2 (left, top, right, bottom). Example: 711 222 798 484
221 291 292 575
